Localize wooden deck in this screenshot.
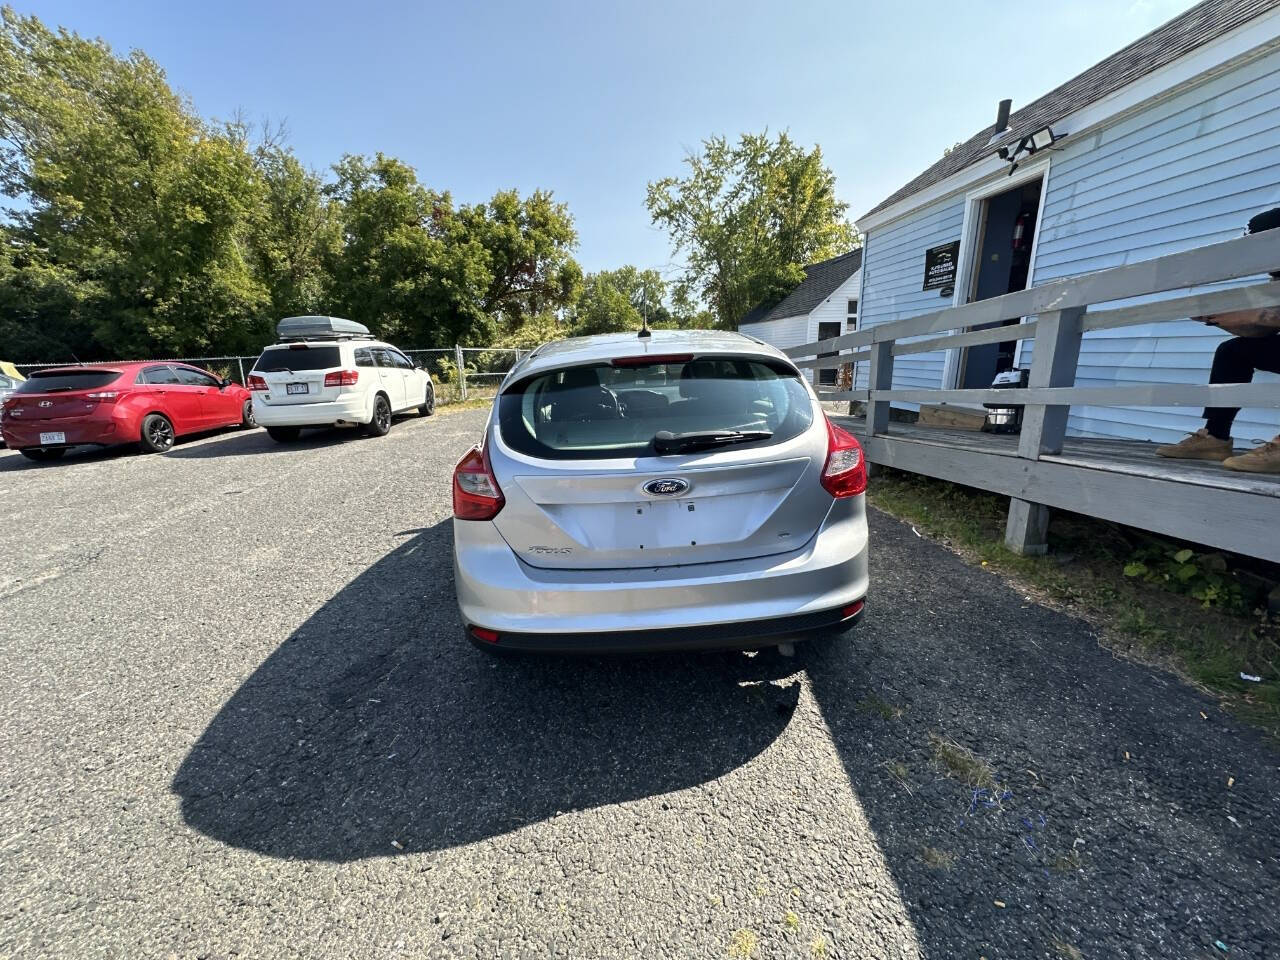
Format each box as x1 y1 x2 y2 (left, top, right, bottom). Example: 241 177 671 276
833 416 1280 562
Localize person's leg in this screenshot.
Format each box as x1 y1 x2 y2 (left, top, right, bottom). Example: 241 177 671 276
1202 336 1262 440
1221 334 1280 473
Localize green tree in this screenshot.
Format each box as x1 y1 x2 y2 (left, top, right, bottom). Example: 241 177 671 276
569 265 671 337
324 153 494 348
326 158 583 348
459 188 582 331
646 130 857 329
0 8 268 359
248 139 339 332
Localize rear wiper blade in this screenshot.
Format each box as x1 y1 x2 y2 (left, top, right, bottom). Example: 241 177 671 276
652 429 772 454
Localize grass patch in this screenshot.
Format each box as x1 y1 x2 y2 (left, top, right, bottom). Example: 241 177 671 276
868 468 1280 736
928 733 998 790
879 759 913 794
783 909 800 930
1051 849 1083 874
727 929 759 958
856 694 903 719
435 394 496 413
810 935 828 957
920 845 957 871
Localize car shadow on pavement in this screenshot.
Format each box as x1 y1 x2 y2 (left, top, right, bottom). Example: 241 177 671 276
173 519 801 861
163 427 362 459
800 510 1280 959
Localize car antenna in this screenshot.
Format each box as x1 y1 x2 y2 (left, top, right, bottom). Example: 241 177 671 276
638 288 652 339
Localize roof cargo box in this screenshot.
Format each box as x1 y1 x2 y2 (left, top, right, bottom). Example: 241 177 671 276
276 315 370 341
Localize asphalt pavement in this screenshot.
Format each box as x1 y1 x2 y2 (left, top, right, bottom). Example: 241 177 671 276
1 409 1277 959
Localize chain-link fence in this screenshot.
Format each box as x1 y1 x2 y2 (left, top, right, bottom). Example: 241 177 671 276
13 344 532 405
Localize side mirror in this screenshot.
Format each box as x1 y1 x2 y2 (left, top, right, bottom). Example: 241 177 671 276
221 377 234 389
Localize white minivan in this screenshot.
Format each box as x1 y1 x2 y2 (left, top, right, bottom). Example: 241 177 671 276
249 316 435 442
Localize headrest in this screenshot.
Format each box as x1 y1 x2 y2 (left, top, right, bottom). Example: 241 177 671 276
558 366 601 390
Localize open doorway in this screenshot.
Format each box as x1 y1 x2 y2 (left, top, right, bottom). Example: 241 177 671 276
816 320 842 386
959 177 1043 390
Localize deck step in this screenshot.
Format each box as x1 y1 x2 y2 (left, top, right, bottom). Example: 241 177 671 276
918 403 988 432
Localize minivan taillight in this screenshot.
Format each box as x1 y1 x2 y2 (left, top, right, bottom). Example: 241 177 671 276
324 369 359 388
247 374 268 391
453 444 505 520
820 417 867 498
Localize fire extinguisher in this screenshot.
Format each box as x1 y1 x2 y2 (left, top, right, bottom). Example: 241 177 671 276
1012 212 1032 251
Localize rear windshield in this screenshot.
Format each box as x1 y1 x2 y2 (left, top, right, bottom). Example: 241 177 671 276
498 357 813 460
254 345 342 372
15 369 120 393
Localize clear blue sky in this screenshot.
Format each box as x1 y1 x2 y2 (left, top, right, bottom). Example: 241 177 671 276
22 0 1197 276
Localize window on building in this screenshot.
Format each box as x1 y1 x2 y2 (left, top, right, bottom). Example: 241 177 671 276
846 299 858 328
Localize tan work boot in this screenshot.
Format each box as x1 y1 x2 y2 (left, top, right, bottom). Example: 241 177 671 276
1223 436 1280 473
1155 428 1233 461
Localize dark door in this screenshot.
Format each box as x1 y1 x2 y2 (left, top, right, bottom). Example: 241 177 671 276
816 321 842 386
961 178 1042 389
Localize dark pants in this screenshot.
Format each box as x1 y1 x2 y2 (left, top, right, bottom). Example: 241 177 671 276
1204 333 1280 439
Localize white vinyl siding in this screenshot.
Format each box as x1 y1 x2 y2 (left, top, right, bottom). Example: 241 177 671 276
740 269 863 385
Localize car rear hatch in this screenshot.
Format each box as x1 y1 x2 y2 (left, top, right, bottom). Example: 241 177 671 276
5 369 123 421
488 353 830 570
252 344 348 405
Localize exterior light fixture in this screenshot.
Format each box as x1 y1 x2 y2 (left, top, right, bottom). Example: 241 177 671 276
996 126 1064 175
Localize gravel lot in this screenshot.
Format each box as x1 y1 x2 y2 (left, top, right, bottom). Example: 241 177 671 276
1 408 1277 959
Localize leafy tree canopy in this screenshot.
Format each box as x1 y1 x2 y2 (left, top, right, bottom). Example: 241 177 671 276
569 265 672 337
646 130 857 329
0 7 268 359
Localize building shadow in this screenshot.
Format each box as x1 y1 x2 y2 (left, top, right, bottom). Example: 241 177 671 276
172 519 800 860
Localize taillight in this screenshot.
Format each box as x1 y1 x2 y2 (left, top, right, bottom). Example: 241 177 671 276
453 444 505 520
324 369 359 388
85 391 120 402
247 374 268 391
820 416 867 498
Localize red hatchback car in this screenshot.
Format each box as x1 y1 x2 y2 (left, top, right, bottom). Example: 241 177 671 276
1 362 255 462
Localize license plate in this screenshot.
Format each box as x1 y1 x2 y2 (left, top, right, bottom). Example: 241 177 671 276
286 382 309 395
39 432 66 445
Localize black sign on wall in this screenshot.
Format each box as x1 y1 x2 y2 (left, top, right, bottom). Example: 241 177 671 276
922 240 960 291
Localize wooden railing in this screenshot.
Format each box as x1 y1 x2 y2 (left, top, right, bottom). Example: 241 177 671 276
784 230 1280 558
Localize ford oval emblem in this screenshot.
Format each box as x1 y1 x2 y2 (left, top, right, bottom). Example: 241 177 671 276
643 478 689 497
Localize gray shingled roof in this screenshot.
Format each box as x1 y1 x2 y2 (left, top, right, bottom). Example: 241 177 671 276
739 249 863 326
862 0 1278 220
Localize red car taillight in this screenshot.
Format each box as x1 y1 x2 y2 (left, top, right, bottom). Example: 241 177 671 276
247 374 268 391
820 416 867 498
453 444 504 520
84 391 120 402
324 369 359 388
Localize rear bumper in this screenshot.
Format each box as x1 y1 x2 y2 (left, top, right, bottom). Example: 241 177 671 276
468 601 864 653
251 393 371 427
1 416 121 448
453 495 869 649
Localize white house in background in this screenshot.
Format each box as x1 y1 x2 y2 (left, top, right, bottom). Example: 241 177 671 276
737 249 863 386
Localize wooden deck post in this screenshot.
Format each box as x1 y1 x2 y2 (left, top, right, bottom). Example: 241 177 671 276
864 340 895 478
867 340 895 436
1005 307 1086 555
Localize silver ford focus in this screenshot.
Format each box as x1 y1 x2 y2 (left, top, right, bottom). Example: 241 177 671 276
451 329 869 653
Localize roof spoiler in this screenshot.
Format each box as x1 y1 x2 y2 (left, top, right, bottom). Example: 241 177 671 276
276 315 373 342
